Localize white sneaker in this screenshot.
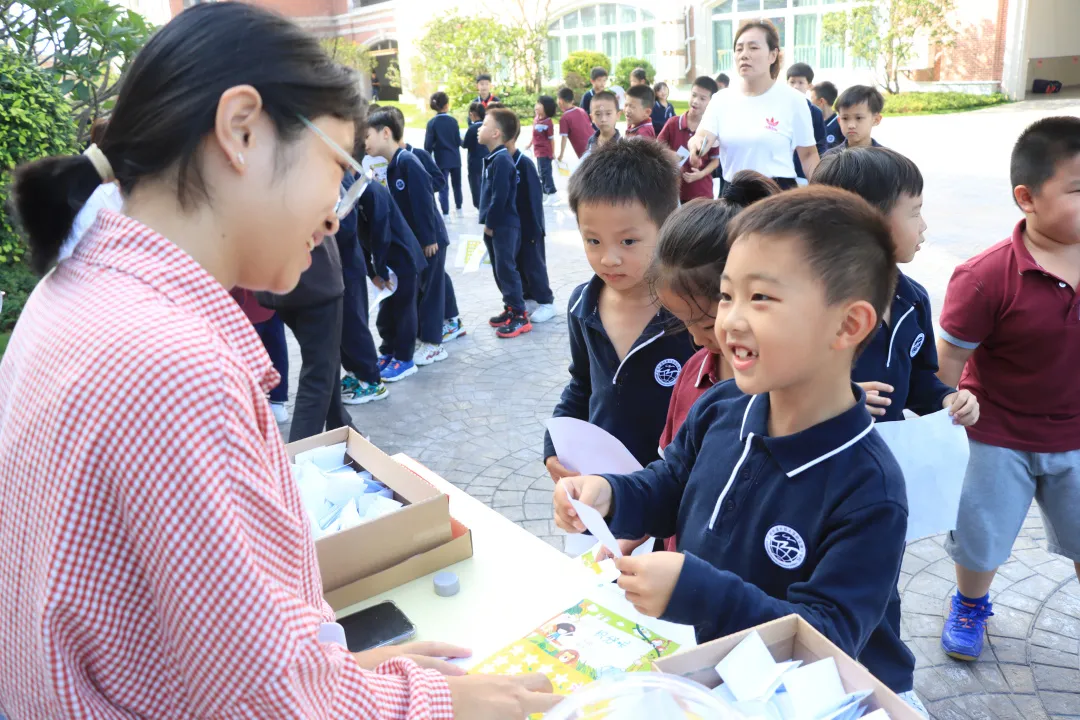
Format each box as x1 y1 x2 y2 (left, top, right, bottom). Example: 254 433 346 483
529 303 557 324
270 402 290 423
524 299 539 314
415 342 448 366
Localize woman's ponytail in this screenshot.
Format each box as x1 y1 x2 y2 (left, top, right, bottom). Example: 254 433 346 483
720 170 782 209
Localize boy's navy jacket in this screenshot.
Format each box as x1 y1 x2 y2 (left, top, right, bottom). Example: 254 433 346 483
823 113 842 148
853 271 955 421
354 176 427 280
794 100 828 179
542 276 695 467
404 143 446 193
424 113 462 169
603 380 914 693
511 150 545 242
479 145 520 230
386 148 449 251
581 88 596 116
651 101 676 136
334 173 364 270
463 121 489 172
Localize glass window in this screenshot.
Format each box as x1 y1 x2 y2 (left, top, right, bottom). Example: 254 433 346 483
713 0 734 12
567 35 580 53
563 10 578 29
621 30 636 59
764 0 787 8
548 19 561 31
793 13 817 65
603 31 618 61
581 6 596 27
713 19 733 73
643 10 655 21
642 27 656 65
793 0 817 5
548 37 561 78
621 5 636 23
737 0 761 10
583 34 597 50
600 3 617 25
766 15 786 45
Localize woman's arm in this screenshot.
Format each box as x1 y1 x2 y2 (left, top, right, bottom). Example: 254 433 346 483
796 145 819 179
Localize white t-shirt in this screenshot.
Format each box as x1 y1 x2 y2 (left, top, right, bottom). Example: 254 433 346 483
700 82 815 181
59 182 123 261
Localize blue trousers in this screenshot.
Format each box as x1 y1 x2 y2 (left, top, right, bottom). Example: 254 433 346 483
484 227 525 313
341 265 382 385
518 235 554 305
537 157 557 194
444 272 459 320
254 314 289 403
417 245 447 344
375 264 419 362
467 164 483 210
439 167 463 214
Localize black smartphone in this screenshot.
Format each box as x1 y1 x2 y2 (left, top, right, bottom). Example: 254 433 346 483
337 600 416 653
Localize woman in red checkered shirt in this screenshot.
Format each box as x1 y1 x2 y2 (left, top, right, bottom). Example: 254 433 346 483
1 3 555 719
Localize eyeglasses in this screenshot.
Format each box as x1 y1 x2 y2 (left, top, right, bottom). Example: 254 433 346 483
300 115 369 220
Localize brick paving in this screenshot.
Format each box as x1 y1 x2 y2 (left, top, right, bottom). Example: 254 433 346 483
276 96 1080 717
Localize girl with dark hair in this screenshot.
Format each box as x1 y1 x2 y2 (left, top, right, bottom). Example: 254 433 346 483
0 4 555 717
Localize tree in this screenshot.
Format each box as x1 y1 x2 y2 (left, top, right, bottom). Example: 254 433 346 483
417 11 524 109
613 57 656 89
504 0 553 92
320 38 373 74
822 0 956 94
0 0 154 141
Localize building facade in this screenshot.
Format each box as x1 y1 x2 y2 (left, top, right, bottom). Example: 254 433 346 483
166 0 1079 101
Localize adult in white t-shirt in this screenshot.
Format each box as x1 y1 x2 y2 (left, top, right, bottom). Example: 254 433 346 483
688 20 818 188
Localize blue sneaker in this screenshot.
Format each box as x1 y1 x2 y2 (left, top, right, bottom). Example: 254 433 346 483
941 593 994 660
380 359 417 383
377 354 393 372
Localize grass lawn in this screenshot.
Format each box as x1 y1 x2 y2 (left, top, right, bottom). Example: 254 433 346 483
881 91 1009 116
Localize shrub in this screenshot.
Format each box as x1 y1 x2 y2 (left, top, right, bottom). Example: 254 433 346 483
613 58 656 89
0 260 40 333
882 92 1008 115
562 51 612 92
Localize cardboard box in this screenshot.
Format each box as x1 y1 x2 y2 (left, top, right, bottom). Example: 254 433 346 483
286 427 473 611
652 615 921 719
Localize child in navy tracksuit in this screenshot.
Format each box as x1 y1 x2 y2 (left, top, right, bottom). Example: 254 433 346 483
542 140 693 479
479 107 531 339
425 91 463 216
812 147 980 427
384 106 447 195
365 109 450 376
504 135 555 324
553 186 918 702
462 102 489 211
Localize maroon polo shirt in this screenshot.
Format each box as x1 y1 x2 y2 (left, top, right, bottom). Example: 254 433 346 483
558 106 592 159
939 220 1080 453
625 121 656 138
658 113 719 203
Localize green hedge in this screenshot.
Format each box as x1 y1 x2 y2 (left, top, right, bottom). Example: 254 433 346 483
561 51 611 92
613 57 656 89
882 92 1008 115
0 261 40 333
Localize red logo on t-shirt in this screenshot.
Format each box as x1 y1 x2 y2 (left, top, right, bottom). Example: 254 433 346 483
765 117 780 132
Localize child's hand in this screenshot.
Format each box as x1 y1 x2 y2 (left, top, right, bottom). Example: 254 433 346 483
615 552 685 618
858 381 894 417
545 456 577 483
597 536 651 561
944 390 979 426
423 243 438 258
553 475 612 533
371 275 387 291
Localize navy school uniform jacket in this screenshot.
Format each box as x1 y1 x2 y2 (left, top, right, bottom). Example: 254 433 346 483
479 145 520 230
542 276 695 467
463 121 489 174
404 143 446 193
355 178 427 280
424 113 462 170
823 113 843 149
853 271 955 421
386 148 449 251
335 173 364 271
794 100 828 180
603 380 915 693
580 88 596 117
511 150 545 242
651 101 677 137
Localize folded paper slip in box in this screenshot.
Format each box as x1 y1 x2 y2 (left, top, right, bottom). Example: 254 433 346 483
652 615 920 720
286 427 473 610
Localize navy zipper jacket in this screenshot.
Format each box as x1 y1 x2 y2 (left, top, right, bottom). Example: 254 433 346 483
542 276 695 467
355 177 427 281
794 100 827 180
853 271 955 421
512 150 545 242
603 380 914 693
823 113 842 149
386 148 449 251
479 145 520 230
651 101 676 137
404 143 446 193
463 121 489 174
424 113 462 170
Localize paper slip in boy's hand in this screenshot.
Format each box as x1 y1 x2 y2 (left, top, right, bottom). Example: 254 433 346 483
546 417 643 476
568 495 623 558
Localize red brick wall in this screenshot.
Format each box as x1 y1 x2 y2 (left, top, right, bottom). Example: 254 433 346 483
938 0 1008 82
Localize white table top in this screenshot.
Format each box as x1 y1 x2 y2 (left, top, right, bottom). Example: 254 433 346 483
337 455 695 666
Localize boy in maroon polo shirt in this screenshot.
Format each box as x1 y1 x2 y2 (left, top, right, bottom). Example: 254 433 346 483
557 87 592 162
939 116 1080 661
658 76 720 204
624 85 656 138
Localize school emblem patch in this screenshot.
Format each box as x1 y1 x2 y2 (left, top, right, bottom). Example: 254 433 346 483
826 134 836 143
910 332 925 357
395 178 405 191
654 358 682 387
765 525 806 569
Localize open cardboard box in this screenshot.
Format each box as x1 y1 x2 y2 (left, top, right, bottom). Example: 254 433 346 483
652 615 921 719
286 427 473 611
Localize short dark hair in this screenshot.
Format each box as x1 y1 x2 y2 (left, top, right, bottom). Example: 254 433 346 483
836 85 884 114
468 101 486 121
649 171 781 320
368 108 403 142
716 73 730 87
735 19 783 79
811 81 838 108
590 90 618 109
631 67 648 82
538 95 557 118
487 107 520 143
476 73 492 83
786 62 814 83
1010 116 1080 201
569 139 681 231
626 84 655 108
693 75 719 96
430 91 449 111
652 81 668 96
727 186 897 355
813 147 923 215
384 105 407 134
590 66 609 81
557 86 575 103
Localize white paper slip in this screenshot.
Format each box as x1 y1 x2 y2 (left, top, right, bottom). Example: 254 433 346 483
862 710 890 719
568 495 623 559
873 408 970 542
545 417 644 476
368 268 398 325
781 657 847 720
716 631 788 703
676 146 692 163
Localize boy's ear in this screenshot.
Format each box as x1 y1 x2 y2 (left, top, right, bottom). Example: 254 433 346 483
832 300 877 354
872 113 883 127
1014 184 1037 213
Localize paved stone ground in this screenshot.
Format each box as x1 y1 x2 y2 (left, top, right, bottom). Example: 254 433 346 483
276 94 1080 718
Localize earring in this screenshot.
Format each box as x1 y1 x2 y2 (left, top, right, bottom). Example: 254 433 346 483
236 153 245 167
